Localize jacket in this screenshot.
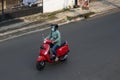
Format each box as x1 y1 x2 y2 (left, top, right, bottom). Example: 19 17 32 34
47 30 61 46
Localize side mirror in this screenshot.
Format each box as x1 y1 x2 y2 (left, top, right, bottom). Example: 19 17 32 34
42 34 45 40
40 46 45 50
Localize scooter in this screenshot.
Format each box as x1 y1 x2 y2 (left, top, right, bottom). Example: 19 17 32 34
36 37 70 71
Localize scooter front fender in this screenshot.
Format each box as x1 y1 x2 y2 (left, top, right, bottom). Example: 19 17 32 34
37 56 46 62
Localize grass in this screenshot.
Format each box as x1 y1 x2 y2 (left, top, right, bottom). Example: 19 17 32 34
22 7 95 22
23 8 70 22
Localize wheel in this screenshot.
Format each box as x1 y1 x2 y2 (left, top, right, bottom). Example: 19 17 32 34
60 54 68 61
36 61 45 71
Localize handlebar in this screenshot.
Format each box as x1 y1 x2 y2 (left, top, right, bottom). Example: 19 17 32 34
44 38 53 44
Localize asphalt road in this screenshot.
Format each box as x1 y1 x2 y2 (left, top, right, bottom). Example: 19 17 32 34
0 10 120 80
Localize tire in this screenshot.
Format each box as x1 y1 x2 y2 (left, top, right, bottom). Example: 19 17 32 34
60 54 68 61
36 61 45 71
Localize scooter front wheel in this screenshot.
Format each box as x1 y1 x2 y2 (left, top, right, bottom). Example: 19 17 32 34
36 61 45 71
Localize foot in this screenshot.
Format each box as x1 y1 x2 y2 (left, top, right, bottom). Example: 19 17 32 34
55 57 59 62
50 55 55 60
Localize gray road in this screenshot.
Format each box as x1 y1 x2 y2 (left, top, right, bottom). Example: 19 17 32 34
0 10 120 80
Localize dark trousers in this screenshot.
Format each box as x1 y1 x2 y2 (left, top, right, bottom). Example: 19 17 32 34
52 44 59 56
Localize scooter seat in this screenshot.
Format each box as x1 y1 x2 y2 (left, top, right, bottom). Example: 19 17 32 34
59 41 66 47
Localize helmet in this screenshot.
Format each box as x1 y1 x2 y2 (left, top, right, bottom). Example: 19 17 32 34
51 24 58 31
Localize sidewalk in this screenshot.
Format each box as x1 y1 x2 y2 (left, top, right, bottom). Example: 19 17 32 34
0 0 120 42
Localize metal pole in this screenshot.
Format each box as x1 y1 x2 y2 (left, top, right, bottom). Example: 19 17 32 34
1 0 4 18
42 0 43 13
75 0 77 6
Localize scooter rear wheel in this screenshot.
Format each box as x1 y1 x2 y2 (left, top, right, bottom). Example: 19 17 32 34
36 61 45 71
60 54 68 61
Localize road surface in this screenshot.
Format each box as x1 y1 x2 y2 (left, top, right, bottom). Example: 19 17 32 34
0 10 120 80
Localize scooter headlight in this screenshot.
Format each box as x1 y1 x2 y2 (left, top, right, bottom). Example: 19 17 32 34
44 39 47 43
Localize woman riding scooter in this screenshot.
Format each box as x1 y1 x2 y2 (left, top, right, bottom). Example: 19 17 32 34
46 24 61 62
36 24 69 70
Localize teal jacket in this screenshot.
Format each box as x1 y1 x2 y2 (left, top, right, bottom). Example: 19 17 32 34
46 30 61 46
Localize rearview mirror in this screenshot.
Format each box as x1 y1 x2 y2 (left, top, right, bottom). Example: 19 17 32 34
40 46 45 49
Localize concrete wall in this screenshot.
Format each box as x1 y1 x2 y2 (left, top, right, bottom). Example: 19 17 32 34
43 0 75 13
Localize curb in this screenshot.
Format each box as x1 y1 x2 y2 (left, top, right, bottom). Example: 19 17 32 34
89 7 120 18
0 18 65 42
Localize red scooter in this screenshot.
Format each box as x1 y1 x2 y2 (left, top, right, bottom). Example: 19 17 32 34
36 38 70 71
